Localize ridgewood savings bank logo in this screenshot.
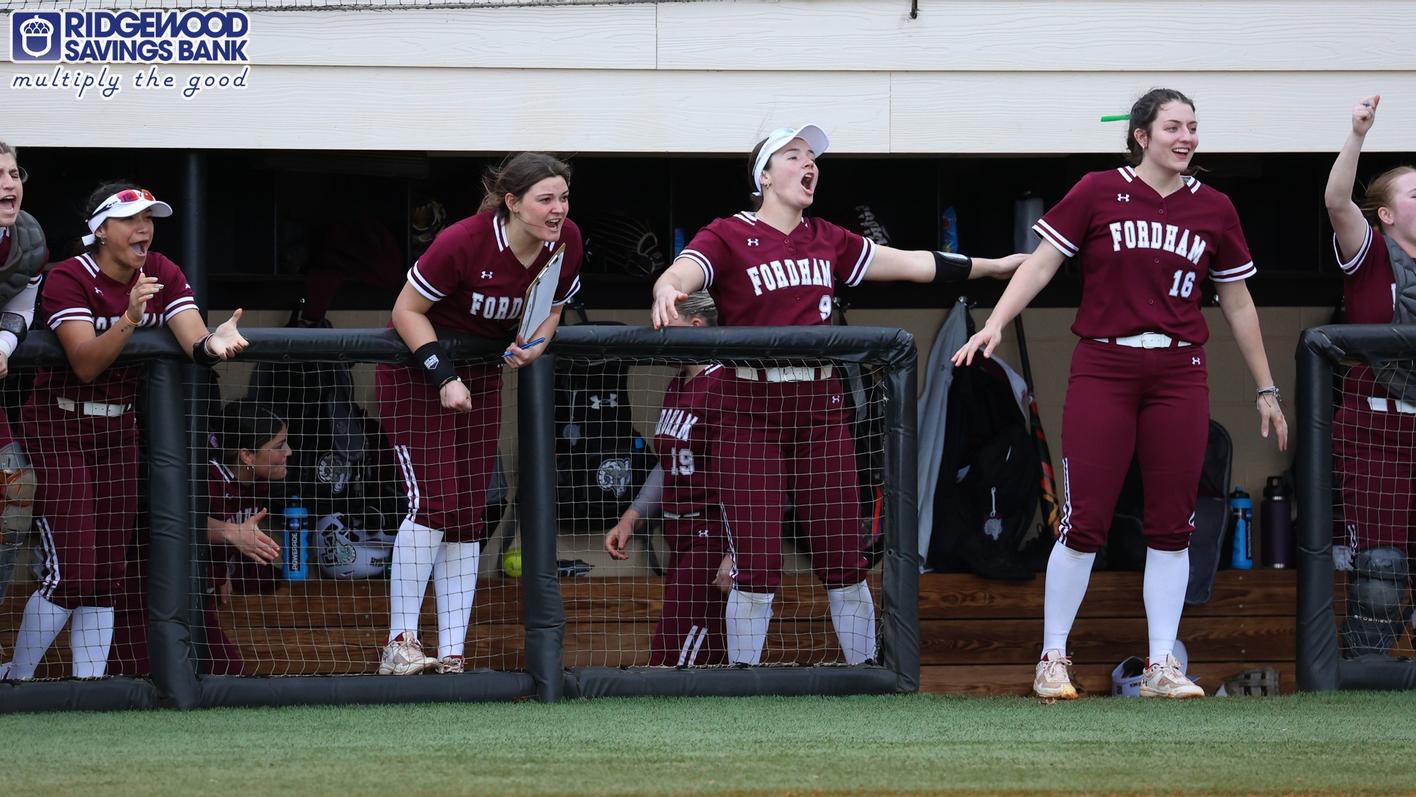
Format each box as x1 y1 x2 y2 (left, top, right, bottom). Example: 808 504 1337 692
9 9 250 99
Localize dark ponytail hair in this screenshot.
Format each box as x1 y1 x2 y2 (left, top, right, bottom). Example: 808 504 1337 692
215 401 286 465
477 152 572 219
1124 88 1196 166
745 136 771 211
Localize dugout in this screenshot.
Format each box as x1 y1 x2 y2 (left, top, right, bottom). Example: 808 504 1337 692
5 0 1416 701
0 146 1395 703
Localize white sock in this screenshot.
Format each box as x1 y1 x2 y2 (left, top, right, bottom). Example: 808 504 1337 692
1042 544 1096 656
433 540 480 659
388 520 443 643
1144 546 1190 664
725 589 774 665
70 606 115 678
7 592 72 679
827 580 877 665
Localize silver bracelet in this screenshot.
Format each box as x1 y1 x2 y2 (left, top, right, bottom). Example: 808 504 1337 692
1256 385 1283 406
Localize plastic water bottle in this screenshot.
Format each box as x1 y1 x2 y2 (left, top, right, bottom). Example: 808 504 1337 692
283 496 311 581
1229 487 1253 570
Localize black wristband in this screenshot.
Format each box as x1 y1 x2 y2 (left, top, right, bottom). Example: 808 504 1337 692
413 341 458 388
0 311 28 346
931 250 972 286
192 333 221 367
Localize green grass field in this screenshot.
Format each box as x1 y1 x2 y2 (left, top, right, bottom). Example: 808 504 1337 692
5 692 1414 795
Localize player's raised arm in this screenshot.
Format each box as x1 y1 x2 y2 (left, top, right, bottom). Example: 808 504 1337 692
862 245 1026 284
1326 96 1381 261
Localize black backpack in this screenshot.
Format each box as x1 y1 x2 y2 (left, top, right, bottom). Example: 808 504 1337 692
242 315 399 524
553 318 657 531
927 356 1042 580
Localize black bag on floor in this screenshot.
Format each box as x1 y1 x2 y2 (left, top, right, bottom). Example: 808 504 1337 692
926 356 1041 580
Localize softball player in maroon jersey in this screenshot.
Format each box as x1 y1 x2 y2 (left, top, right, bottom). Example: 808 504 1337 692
109 402 286 676
0 182 246 681
0 142 44 615
652 125 1023 666
378 153 582 675
1325 95 1416 558
605 293 732 667
201 404 288 673
955 89 1288 699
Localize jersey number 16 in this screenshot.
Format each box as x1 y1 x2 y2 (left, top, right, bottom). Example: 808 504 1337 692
1168 269 1197 299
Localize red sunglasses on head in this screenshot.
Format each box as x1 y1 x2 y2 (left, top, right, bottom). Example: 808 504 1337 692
90 188 156 219
112 188 155 203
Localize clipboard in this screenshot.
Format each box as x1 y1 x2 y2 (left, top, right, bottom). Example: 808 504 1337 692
515 243 565 343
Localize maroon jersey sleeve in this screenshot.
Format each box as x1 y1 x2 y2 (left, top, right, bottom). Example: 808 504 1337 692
406 222 470 304
1205 193 1256 283
553 219 584 305
814 218 878 287
678 223 735 289
146 252 200 323
1339 228 1398 324
1334 226 1375 277
1033 172 1100 258
42 260 96 330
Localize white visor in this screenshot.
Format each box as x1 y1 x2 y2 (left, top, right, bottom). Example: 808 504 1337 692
752 124 830 196
83 189 173 246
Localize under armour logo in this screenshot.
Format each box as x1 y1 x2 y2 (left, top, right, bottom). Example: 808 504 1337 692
1192 357 1201 366
1117 193 1131 202
747 238 760 246
697 529 709 538
94 287 103 295
831 395 842 404
481 271 494 279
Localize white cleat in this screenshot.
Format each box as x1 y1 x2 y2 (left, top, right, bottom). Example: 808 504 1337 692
1034 649 1079 700
377 634 438 676
1139 653 1205 699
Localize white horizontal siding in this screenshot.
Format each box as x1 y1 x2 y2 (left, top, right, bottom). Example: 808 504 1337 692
658 1 1416 73
888 71 1416 153
249 6 657 69
0 66 891 151
3 1 1414 151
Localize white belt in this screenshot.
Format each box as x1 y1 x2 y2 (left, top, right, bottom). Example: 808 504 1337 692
1368 396 1416 414
56 397 130 417
1092 333 1192 349
735 365 833 383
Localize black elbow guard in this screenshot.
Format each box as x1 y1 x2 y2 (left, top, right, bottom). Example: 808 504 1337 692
931 251 972 286
0 312 28 345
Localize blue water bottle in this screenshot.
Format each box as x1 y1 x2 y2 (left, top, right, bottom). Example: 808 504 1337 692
1229 487 1253 570
283 496 311 581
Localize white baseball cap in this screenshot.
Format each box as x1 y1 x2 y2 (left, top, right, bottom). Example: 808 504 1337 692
752 124 830 196
83 188 173 245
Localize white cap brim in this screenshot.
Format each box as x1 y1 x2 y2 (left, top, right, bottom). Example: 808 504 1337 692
83 194 175 245
753 123 831 195
107 198 173 220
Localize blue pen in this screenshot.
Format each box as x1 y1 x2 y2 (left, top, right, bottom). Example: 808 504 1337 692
502 336 546 358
